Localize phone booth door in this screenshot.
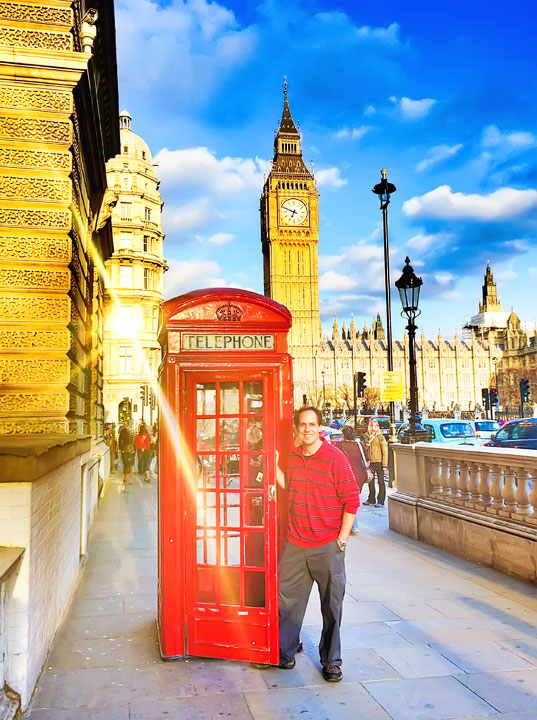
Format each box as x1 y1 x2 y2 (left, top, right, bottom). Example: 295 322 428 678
185 367 279 664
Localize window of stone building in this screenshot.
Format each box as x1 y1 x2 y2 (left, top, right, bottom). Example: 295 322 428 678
144 268 149 290
143 306 151 330
143 235 149 252
142 151 146 159
145 207 151 222
123 163 128 169
428 360 435 369
152 308 158 331
119 346 132 374
119 265 132 287
123 177 130 188
119 232 132 250
120 202 132 220
123 145 129 154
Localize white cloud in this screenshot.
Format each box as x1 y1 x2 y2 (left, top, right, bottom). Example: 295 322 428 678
438 290 461 301
164 198 218 233
315 167 347 188
356 22 400 44
482 125 536 151
319 271 358 291
403 185 537 221
433 272 455 286
208 232 234 246
405 231 454 252
364 105 376 116
391 96 436 120
164 258 221 298
116 0 257 100
155 146 270 196
332 125 371 141
416 143 463 172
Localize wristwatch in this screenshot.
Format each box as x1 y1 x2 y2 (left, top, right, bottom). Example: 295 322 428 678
336 538 347 551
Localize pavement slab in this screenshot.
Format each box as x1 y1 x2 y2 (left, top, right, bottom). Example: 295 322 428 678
456 669 537 714
431 641 536 674
362 675 498 720
375 643 463 678
244 682 392 720
130 692 254 720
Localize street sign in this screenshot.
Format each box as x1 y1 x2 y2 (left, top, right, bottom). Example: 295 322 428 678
380 371 404 402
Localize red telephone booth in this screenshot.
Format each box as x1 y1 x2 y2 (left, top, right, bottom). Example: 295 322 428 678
158 288 293 664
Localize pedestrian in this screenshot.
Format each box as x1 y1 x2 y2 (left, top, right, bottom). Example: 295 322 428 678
118 423 135 488
276 406 360 682
336 425 368 535
135 423 152 483
363 419 388 507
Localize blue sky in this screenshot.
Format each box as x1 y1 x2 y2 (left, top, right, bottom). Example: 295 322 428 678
115 0 537 338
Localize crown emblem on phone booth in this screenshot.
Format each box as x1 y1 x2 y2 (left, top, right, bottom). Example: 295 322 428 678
216 302 244 322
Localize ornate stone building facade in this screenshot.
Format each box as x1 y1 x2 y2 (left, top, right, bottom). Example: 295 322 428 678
0 0 119 437
103 111 166 428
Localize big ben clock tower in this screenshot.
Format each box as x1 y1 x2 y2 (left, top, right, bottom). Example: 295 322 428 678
261 81 321 402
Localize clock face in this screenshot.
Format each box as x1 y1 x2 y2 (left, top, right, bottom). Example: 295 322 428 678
280 198 308 225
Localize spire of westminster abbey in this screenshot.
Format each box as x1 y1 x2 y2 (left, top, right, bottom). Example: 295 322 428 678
261 81 321 401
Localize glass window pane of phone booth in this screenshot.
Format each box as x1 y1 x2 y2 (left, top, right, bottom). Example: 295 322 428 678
194 380 267 609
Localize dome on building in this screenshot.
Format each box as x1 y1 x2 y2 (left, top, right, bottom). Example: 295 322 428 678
118 110 153 168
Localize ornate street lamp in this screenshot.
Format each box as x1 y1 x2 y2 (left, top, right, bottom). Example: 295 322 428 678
372 169 398 444
395 257 429 444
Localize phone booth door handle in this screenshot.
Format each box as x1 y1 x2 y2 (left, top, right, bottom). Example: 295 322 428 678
268 484 276 502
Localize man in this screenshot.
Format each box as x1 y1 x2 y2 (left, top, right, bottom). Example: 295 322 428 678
276 406 360 682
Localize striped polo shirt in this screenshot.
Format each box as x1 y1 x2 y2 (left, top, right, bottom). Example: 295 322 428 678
286 438 360 548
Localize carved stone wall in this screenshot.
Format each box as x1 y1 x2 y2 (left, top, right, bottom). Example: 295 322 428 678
0 0 118 437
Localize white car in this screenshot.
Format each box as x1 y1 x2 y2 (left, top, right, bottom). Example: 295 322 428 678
467 420 501 444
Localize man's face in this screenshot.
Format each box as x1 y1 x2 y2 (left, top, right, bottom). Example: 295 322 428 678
296 410 321 449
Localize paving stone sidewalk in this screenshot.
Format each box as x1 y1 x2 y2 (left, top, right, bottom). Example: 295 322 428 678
25 473 537 720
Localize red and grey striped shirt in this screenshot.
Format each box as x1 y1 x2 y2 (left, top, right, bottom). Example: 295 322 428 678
286 438 360 548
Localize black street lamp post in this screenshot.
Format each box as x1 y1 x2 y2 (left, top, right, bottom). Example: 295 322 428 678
372 169 398 444
321 369 326 408
395 257 430 444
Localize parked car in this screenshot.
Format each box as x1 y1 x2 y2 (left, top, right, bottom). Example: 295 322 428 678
320 426 344 444
397 418 480 446
467 419 501 444
484 418 537 450
344 415 391 439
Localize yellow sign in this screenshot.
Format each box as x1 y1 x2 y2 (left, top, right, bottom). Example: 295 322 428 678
380 371 404 402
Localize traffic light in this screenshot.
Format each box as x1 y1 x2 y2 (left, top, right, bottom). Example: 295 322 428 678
489 387 499 408
481 387 489 409
140 385 148 405
355 371 367 398
520 378 530 403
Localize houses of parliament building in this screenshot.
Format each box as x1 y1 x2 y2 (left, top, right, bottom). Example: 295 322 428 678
261 87 537 413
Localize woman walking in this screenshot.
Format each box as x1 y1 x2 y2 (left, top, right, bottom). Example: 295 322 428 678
336 425 368 534
135 423 152 483
364 419 388 507
118 423 135 489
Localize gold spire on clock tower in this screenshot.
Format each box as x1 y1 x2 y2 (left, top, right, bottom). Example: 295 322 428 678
261 80 321 402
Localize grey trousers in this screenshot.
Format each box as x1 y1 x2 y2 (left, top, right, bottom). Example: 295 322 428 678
279 539 346 666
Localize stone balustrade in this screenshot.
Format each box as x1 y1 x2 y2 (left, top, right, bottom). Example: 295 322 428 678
389 443 537 584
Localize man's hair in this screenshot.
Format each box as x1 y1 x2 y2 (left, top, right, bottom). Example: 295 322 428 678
294 405 323 426
342 425 355 440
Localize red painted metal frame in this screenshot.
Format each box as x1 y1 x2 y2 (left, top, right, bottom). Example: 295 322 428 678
158 289 293 663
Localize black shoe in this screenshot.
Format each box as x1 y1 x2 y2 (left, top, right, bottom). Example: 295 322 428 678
364 501 375 506
278 657 296 670
322 664 342 682
375 502 384 508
